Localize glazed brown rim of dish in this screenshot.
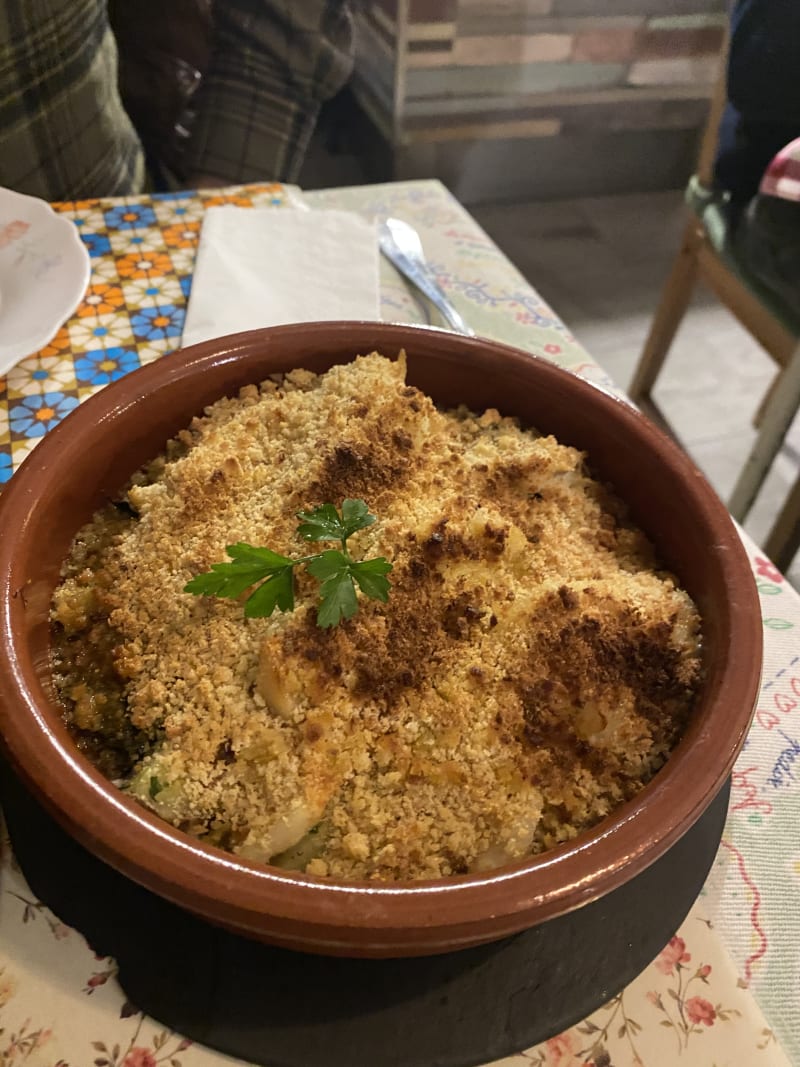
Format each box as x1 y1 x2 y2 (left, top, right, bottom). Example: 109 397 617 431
0 322 762 952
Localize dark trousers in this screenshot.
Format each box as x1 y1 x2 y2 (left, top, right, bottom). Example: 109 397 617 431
714 0 800 207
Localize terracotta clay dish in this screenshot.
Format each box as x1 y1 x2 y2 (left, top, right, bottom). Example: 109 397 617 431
0 322 762 960
0 758 730 1066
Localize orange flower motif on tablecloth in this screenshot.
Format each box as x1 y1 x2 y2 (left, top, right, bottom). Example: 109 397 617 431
201 194 255 208
37 325 72 359
52 197 102 213
244 182 283 195
161 221 201 248
116 251 173 280
116 209 148 226
76 283 125 317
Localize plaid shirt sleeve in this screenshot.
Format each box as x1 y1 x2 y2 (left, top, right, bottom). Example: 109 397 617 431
0 0 145 200
183 0 355 184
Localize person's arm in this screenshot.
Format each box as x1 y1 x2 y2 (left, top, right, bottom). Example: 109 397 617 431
0 0 145 200
183 0 354 187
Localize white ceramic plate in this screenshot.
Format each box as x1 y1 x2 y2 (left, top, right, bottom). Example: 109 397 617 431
0 187 91 375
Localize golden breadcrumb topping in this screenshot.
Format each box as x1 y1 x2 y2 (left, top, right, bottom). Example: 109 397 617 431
52 352 702 881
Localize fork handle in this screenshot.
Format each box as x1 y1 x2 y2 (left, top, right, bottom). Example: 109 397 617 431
380 245 476 337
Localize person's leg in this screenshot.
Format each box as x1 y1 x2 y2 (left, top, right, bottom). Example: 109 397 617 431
735 194 800 310
0 0 145 200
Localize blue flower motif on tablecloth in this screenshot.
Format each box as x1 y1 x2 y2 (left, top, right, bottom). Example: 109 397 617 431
80 232 111 258
152 189 195 201
9 392 79 438
0 452 12 483
74 347 140 386
130 305 185 342
103 204 158 230
179 275 193 300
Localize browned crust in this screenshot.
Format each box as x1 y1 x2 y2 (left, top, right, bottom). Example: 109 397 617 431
51 353 702 881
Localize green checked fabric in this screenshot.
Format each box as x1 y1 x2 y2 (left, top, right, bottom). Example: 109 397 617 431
0 0 145 200
184 0 354 185
0 0 353 200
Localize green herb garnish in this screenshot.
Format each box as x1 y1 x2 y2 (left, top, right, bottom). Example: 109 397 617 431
184 499 392 628
149 775 163 798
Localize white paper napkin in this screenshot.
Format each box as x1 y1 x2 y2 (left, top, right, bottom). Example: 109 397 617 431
181 206 380 347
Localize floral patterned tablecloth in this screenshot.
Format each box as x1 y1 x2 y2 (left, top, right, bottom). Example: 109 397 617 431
0 179 798 1067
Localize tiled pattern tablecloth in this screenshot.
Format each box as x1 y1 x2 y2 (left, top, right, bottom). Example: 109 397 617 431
0 179 798 1067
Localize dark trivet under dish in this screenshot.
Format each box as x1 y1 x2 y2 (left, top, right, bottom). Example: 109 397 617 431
0 764 730 1067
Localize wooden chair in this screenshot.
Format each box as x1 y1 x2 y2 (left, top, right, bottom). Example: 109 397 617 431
628 41 800 572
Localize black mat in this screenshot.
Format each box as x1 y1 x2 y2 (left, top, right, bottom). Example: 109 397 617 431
0 764 729 1067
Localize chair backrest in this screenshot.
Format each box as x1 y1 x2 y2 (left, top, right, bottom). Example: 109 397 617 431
696 33 730 189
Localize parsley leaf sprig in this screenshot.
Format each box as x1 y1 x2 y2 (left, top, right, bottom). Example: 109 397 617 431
184 499 392 628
